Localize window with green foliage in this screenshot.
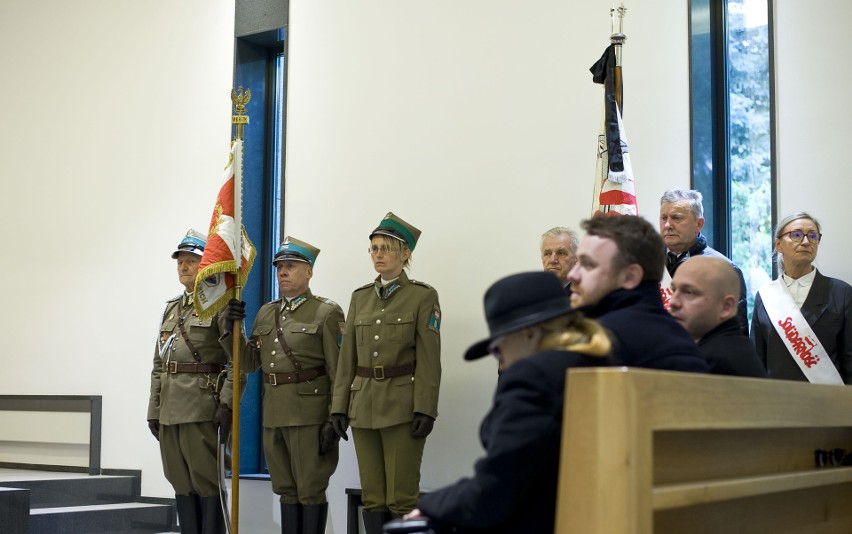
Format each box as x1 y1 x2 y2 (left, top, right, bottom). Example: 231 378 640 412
690 0 774 324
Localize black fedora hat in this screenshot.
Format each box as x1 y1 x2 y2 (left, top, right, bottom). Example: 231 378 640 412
464 271 573 361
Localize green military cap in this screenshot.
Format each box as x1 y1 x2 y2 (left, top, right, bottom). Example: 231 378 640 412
273 236 320 267
171 228 207 259
370 212 421 251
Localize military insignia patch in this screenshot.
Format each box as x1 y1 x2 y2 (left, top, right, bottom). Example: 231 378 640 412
428 304 441 333
256 338 262 349
338 322 345 346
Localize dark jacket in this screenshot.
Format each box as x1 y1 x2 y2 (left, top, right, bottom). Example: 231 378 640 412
698 317 767 377
751 270 852 383
667 233 749 336
584 281 710 373
417 349 610 534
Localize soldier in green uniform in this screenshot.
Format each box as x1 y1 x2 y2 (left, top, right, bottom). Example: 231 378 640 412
227 236 345 534
147 229 239 534
330 213 442 534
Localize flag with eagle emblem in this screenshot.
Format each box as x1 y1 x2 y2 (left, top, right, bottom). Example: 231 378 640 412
193 140 256 320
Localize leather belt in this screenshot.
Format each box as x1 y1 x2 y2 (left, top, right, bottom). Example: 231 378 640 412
164 362 224 374
266 366 327 386
356 362 415 380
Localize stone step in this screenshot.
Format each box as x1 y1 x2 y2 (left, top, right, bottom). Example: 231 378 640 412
2 474 141 508
30 501 175 534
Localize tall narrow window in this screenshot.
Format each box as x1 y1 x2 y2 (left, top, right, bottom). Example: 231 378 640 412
727 0 773 313
690 0 774 323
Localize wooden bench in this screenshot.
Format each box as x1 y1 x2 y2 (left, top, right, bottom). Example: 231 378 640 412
555 368 852 533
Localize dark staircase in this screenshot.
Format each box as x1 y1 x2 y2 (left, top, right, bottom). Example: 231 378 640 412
0 469 176 533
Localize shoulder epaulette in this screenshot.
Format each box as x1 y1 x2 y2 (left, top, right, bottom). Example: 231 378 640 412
314 295 338 307
166 294 182 303
354 282 374 292
409 279 434 290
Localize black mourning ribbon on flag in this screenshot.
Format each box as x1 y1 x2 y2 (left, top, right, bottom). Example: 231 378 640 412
590 45 624 174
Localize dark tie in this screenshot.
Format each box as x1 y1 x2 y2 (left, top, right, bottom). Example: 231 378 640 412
667 252 679 270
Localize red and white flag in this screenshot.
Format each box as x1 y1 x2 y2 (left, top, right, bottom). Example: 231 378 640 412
194 140 256 320
590 44 637 217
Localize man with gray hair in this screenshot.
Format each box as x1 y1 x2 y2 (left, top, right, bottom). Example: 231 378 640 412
540 227 578 293
659 188 748 334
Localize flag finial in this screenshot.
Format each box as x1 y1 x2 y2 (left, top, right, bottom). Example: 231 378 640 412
231 86 251 140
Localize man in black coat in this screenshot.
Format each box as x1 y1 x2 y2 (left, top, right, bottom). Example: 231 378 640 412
397 272 616 533
669 256 767 377
568 215 709 374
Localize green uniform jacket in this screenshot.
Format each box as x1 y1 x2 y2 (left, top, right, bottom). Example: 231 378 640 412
331 272 441 428
147 294 237 424
243 290 345 427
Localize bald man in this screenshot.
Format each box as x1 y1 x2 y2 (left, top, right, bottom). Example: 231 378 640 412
669 257 766 377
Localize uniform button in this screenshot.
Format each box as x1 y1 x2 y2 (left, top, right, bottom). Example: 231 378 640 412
374 335 380 340
376 319 381 324
314 388 318 394
302 327 306 332
373 352 378 357
381 309 385 312
397 317 402 322
411 376 414 382
274 338 278 343
169 314 174 320
272 350 277 356
270 362 276 368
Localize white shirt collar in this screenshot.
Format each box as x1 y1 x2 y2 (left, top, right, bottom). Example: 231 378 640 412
782 268 816 288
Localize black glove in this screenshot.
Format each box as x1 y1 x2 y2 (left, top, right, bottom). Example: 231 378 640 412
330 413 349 441
223 299 246 334
411 413 435 438
318 421 340 455
213 404 233 437
147 419 160 441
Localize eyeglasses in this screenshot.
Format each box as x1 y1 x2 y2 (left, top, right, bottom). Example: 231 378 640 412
487 336 505 359
368 245 395 255
815 448 852 467
780 230 822 243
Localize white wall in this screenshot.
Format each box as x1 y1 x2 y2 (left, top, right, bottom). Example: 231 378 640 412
0 0 235 501
2 0 847 533
773 0 852 284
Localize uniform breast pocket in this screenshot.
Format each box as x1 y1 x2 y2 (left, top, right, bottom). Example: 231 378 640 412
287 322 320 353
355 319 370 346
387 312 415 342
252 324 274 347
189 320 213 343
160 321 178 336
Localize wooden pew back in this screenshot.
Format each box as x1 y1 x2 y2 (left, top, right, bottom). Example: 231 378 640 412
555 368 852 534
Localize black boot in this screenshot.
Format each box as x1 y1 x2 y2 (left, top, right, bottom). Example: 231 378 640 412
175 494 201 534
281 502 302 534
362 509 387 534
301 503 327 534
200 496 226 534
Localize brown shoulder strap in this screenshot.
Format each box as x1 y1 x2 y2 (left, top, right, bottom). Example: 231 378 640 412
274 307 302 370
177 303 202 363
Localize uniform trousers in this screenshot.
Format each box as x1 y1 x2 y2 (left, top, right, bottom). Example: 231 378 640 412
352 423 425 514
264 424 339 505
160 422 219 497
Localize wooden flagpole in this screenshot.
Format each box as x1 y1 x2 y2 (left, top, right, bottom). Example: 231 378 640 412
611 3 627 113
229 87 251 534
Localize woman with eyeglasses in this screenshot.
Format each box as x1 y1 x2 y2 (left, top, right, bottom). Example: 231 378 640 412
330 212 442 534
751 212 852 384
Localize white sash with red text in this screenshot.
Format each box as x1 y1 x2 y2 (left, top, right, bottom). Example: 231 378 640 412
659 268 673 311
758 280 844 385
